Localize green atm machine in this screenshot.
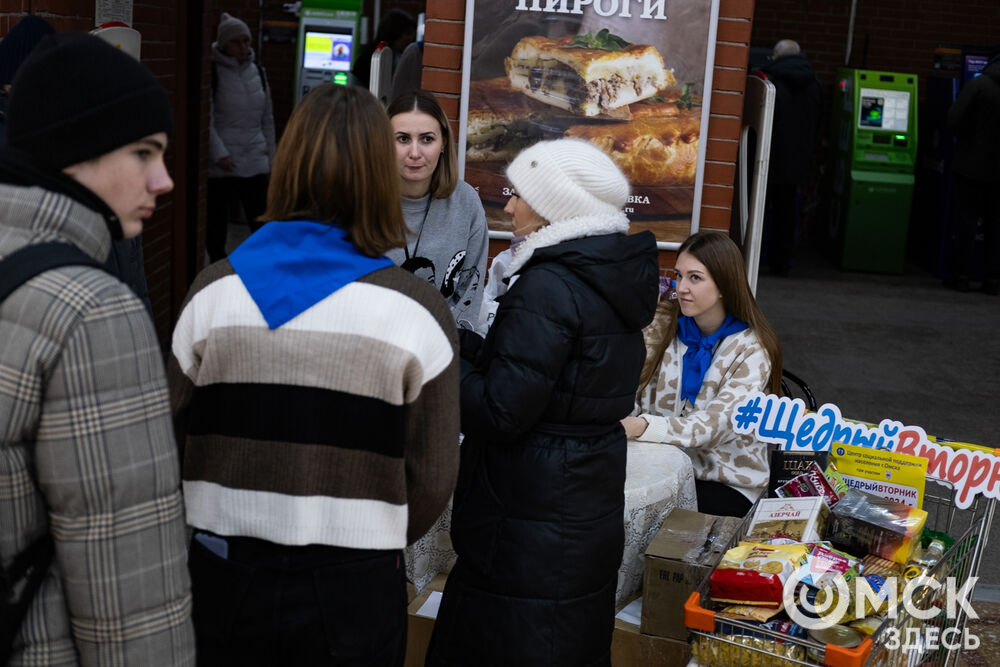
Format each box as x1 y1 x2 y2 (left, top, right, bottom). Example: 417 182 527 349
827 68 919 273
295 0 363 102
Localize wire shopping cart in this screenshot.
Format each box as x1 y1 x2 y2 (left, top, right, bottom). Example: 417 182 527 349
683 477 996 667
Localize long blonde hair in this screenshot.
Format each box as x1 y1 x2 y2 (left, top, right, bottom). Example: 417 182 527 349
638 232 783 394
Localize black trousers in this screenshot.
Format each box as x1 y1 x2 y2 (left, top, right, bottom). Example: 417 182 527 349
188 531 407 667
206 174 269 262
950 175 1000 281
766 183 798 274
695 479 753 518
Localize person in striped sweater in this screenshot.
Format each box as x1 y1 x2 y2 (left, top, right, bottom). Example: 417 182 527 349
168 84 460 666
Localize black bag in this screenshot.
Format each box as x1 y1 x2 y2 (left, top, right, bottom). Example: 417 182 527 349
0 241 107 663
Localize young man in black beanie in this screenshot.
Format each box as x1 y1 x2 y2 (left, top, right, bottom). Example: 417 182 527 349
0 33 194 665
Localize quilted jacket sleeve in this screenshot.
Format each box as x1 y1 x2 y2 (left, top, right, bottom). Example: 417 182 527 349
635 335 771 451
459 266 577 442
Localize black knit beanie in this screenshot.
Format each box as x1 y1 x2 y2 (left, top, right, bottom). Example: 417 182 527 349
0 15 55 87
6 33 173 171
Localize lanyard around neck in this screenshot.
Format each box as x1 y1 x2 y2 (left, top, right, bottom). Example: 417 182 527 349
403 195 434 262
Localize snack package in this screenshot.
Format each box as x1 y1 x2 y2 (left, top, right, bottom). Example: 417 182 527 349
800 544 861 589
761 619 807 639
824 461 850 499
776 461 841 508
861 553 903 577
827 489 927 564
813 573 893 623
744 497 829 543
717 605 783 623
710 543 809 607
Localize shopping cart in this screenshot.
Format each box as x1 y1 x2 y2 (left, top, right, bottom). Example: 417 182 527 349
683 477 996 667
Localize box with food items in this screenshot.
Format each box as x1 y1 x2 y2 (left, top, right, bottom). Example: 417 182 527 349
683 448 994 667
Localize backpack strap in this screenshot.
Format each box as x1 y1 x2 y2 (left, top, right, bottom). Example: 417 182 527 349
0 242 106 303
0 241 106 661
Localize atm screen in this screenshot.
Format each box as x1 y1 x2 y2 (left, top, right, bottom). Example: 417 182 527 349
303 29 353 71
858 88 910 132
963 53 989 85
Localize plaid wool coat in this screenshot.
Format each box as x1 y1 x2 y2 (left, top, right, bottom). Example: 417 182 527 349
0 183 194 665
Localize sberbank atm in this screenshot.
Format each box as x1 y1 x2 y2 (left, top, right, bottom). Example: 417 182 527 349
827 69 918 273
295 0 362 102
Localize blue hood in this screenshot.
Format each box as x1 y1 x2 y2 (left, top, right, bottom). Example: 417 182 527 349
228 220 393 329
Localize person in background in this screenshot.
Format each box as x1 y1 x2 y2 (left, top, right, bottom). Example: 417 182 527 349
207 11 275 262
761 39 822 276
426 138 659 666
352 9 416 88
0 15 54 146
622 231 782 518
386 90 488 328
170 84 459 666
945 51 1000 295
389 39 424 104
0 33 193 664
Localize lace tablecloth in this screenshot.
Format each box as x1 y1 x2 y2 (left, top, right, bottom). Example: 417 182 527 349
405 442 697 610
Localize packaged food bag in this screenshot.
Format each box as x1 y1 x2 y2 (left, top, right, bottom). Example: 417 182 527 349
800 544 861 589
709 543 809 607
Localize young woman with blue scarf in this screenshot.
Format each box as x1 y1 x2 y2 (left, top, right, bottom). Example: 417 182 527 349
621 232 782 517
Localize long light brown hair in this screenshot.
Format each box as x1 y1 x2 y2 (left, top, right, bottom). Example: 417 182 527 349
260 84 405 256
386 89 458 199
638 231 783 394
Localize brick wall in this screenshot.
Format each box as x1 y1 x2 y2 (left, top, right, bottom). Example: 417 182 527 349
1 2 195 342
751 0 998 103
421 0 757 266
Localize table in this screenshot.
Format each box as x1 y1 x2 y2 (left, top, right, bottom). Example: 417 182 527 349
405 441 697 610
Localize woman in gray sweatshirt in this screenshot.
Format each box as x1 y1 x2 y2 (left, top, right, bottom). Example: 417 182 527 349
387 90 488 329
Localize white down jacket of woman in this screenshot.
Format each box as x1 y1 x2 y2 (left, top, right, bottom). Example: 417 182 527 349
209 45 275 179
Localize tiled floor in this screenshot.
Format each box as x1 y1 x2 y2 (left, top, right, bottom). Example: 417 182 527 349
958 601 1000 666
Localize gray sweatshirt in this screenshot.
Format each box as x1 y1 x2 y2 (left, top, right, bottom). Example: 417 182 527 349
386 180 488 329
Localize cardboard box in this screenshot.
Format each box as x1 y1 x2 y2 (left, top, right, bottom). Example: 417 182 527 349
404 574 447 667
639 508 741 641
611 617 691 667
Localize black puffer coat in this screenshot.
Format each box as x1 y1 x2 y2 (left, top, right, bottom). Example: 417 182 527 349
948 59 1000 184
761 54 823 186
426 229 659 667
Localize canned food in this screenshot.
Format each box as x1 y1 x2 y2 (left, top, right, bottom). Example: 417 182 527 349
808 624 864 648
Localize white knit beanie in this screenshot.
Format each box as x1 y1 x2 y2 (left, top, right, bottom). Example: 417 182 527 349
505 138 630 225
217 12 251 47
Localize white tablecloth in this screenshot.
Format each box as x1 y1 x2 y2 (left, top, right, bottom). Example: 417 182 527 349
405 441 697 610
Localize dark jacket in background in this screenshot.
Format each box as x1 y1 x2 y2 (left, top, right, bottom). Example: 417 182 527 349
427 231 659 667
948 59 1000 184
762 54 823 186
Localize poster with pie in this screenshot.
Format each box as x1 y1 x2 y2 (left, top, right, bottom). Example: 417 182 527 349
458 0 720 246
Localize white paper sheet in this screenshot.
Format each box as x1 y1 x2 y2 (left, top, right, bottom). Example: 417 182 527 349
416 590 442 619
615 596 643 626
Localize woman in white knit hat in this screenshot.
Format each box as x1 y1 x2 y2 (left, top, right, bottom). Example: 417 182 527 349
207 11 275 262
426 138 659 667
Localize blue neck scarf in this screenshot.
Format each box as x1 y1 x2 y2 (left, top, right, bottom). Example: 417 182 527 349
676 313 748 407
228 220 392 329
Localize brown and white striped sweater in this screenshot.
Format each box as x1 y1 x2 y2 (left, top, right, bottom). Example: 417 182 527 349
168 260 459 549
